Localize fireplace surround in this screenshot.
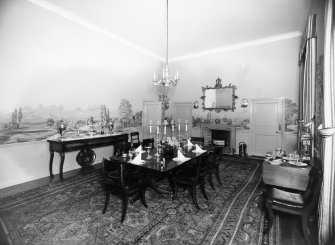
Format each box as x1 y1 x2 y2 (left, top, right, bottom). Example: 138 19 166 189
201 124 237 148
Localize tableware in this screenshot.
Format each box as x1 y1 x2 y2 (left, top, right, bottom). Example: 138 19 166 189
288 161 308 167
270 159 282 165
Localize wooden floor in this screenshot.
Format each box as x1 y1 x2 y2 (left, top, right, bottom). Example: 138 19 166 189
275 212 318 245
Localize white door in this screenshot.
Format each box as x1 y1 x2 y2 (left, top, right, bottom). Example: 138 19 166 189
142 101 162 139
172 102 193 139
251 98 283 156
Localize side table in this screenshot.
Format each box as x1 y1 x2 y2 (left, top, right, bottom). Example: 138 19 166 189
262 160 311 191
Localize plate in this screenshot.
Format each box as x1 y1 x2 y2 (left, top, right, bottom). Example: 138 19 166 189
288 161 308 167
270 159 282 165
282 157 299 161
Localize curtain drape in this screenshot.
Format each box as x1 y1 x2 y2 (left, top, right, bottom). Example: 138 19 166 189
298 14 317 159
318 0 335 244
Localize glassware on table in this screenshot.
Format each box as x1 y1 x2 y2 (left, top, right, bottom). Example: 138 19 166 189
145 146 152 159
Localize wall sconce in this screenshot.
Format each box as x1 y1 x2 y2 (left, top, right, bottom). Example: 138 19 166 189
193 101 199 109
241 99 249 108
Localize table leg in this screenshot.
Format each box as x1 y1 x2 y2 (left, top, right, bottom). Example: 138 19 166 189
49 150 54 178
60 152 65 182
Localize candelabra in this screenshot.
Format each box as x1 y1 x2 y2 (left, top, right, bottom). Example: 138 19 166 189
148 120 153 139
156 120 161 148
177 119 181 141
171 120 175 138
185 119 189 139
162 119 169 141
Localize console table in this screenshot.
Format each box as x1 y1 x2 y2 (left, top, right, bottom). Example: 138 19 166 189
47 133 128 181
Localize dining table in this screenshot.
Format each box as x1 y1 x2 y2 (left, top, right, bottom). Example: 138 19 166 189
108 144 208 198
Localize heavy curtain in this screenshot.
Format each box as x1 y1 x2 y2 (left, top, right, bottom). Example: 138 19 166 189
318 0 335 244
298 14 317 159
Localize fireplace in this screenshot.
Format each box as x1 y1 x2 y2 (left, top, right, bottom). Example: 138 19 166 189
201 124 237 150
212 130 231 146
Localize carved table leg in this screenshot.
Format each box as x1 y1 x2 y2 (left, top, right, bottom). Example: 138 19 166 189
49 150 54 178
59 152 65 182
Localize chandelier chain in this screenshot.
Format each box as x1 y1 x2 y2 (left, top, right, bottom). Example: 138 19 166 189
166 0 168 65
153 0 179 87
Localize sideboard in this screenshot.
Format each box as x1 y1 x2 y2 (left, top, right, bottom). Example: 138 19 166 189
47 133 128 181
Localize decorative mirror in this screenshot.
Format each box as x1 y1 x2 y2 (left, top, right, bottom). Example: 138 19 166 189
200 77 238 112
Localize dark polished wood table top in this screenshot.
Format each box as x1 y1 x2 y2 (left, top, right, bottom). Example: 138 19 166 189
109 145 207 172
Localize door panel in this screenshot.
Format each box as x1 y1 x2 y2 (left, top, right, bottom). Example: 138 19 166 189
251 99 283 156
172 102 193 139
142 101 161 139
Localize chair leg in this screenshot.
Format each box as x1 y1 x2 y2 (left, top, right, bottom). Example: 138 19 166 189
168 175 175 194
215 165 222 185
264 200 274 234
103 190 111 214
302 215 311 245
172 178 178 200
208 171 215 190
121 192 129 223
200 177 208 200
190 184 200 209
140 186 148 208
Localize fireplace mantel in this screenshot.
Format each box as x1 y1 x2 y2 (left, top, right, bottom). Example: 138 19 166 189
201 123 237 148
201 124 237 131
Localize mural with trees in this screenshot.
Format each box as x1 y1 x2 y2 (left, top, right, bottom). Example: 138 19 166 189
0 99 142 145
284 98 298 132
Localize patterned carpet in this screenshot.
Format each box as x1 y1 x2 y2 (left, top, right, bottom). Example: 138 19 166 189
0 158 267 245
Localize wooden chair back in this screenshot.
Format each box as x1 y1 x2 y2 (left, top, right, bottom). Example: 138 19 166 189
190 137 205 146
142 138 154 148
130 132 140 148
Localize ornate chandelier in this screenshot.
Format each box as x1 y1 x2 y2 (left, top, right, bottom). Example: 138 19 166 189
153 0 179 87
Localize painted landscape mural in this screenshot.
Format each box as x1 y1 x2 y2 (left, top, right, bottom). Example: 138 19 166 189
0 99 142 145
0 96 297 145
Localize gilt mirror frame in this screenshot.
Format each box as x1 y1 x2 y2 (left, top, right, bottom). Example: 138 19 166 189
200 77 238 112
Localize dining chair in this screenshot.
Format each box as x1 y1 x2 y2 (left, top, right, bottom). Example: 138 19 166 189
114 140 131 157
142 138 154 148
172 152 209 209
130 132 140 148
264 167 322 245
190 137 205 146
207 146 223 189
102 158 148 223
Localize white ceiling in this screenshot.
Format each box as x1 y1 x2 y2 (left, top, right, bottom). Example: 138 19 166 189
28 0 312 61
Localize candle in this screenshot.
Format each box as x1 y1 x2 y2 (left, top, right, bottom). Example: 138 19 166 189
172 124 174 132
157 126 159 134
164 125 166 134
185 124 188 132
149 125 152 133
178 123 181 131
153 72 156 81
